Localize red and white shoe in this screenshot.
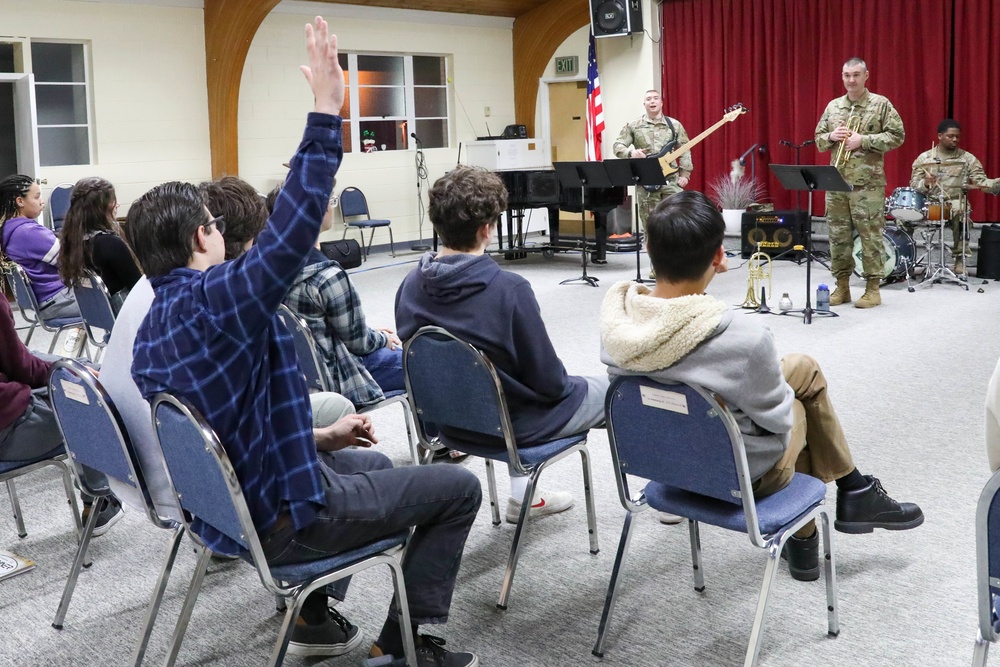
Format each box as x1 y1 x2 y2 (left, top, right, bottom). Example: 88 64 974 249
505 490 574 523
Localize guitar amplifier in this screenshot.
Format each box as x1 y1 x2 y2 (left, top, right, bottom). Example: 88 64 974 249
741 210 808 259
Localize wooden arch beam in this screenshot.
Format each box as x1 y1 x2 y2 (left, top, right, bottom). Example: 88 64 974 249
205 0 281 177
512 0 590 138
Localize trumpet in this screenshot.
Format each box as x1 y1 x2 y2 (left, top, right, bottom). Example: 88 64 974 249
833 110 863 170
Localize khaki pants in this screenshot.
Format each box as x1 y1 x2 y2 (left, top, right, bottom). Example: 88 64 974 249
752 354 856 534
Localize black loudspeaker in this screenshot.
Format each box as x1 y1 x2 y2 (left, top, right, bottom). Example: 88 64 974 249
741 210 808 259
591 0 643 38
977 224 1000 279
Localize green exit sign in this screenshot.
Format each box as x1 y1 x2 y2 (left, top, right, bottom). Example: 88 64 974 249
555 56 578 77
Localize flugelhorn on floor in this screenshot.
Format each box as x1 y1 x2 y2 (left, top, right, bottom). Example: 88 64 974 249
833 110 863 170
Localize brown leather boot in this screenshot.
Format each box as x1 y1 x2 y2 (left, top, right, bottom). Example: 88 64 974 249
854 278 882 308
829 276 852 306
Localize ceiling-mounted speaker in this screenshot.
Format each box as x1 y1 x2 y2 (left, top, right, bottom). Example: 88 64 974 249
591 0 643 39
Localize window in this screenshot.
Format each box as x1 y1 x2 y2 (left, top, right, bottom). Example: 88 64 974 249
31 41 93 166
340 53 449 153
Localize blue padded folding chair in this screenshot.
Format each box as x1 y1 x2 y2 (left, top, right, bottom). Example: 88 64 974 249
973 468 1000 666
74 270 117 363
402 326 599 610
593 376 838 667
151 392 417 667
277 304 420 465
48 182 74 233
5 263 84 353
340 186 395 259
48 359 183 666
1 452 81 539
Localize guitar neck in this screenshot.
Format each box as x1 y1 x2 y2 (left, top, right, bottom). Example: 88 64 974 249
660 116 731 167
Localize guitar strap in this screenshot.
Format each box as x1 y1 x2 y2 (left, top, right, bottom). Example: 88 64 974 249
643 116 678 193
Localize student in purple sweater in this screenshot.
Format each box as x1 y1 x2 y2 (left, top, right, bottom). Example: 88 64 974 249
0 176 81 319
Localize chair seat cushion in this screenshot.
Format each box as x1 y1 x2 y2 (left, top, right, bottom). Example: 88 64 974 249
644 472 827 535
0 451 65 475
259 530 408 584
43 315 83 327
439 431 587 468
348 219 391 228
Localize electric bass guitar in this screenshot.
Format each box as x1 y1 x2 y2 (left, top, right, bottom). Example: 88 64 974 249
649 103 749 177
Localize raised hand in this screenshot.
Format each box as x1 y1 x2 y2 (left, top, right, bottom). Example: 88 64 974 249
300 16 345 116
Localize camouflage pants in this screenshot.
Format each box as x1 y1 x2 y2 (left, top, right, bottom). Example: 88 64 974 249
900 198 970 259
637 181 683 229
826 188 885 280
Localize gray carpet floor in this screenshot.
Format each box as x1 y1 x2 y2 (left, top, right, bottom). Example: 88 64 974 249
2 240 997 667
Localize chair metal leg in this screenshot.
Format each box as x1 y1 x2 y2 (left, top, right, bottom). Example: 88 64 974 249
131 527 184 667
578 447 599 554
484 460 500 526
398 401 419 466
688 519 705 592
57 461 84 538
592 511 638 657
743 539 784 667
268 587 308 667
22 322 37 347
820 508 840 637
7 480 26 538
388 228 396 257
387 557 418 667
163 545 213 667
52 500 102 629
973 629 991 667
365 229 377 260
496 471 539 609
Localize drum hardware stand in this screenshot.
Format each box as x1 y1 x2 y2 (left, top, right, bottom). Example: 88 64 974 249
915 174 969 291
770 165 851 324
604 158 666 284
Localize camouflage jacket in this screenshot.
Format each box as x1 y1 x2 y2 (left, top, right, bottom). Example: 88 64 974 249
814 90 904 188
910 146 1000 201
612 115 694 179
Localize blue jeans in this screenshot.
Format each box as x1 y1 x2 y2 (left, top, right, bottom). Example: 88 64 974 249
361 346 404 394
261 449 482 625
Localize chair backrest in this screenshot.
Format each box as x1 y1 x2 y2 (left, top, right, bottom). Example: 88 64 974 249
976 468 1000 640
48 359 170 528
49 183 74 233
75 270 117 347
5 263 42 324
276 304 328 393
605 375 755 509
402 326 513 446
339 187 370 221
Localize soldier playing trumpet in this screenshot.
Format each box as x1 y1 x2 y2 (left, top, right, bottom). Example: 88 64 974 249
910 119 1000 275
815 57 905 309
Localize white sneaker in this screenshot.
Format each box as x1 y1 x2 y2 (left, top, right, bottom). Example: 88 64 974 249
63 328 83 354
657 511 685 525
505 490 574 523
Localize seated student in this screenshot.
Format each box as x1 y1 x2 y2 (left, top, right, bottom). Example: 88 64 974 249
267 184 403 409
58 177 142 313
395 165 609 522
599 190 924 581
127 19 481 665
0 175 80 319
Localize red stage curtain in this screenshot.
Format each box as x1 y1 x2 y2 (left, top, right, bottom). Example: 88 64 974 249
659 0 952 214
953 1 1000 222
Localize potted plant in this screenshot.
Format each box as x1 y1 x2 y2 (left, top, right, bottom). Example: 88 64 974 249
709 171 766 236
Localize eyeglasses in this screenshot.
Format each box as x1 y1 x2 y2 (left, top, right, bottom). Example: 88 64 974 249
203 215 226 235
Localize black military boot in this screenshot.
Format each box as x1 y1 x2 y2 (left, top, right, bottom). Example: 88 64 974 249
835 475 924 534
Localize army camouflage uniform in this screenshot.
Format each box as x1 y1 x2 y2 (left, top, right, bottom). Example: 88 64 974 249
815 91 905 280
909 147 1000 261
613 115 693 227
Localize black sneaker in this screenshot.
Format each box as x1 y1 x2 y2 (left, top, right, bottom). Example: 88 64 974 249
81 497 124 537
780 531 820 582
835 475 924 534
368 634 478 667
287 607 363 657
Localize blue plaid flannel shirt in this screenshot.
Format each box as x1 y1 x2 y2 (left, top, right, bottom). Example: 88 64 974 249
132 113 343 554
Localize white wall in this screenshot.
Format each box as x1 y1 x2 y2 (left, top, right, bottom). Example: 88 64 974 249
1 0 212 213
239 2 516 244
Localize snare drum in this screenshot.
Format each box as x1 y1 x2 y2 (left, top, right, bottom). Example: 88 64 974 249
852 226 915 281
926 201 953 221
887 187 926 222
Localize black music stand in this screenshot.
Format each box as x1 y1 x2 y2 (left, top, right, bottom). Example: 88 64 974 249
770 164 853 324
553 161 611 287
604 158 667 284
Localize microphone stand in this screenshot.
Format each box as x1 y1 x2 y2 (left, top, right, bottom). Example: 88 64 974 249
411 133 431 251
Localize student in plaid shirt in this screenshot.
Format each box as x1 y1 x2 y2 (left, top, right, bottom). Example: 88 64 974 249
128 19 482 667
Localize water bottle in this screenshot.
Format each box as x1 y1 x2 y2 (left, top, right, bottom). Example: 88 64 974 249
816 284 830 311
778 293 793 311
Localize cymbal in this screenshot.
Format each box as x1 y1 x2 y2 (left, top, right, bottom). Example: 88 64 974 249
915 159 966 169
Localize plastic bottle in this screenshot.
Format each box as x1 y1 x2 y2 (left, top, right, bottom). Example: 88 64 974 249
778 293 793 311
816 284 830 311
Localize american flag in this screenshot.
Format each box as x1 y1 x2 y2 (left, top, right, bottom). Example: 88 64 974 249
585 30 604 161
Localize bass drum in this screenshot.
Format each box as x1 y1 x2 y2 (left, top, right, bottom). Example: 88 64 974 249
852 226 915 281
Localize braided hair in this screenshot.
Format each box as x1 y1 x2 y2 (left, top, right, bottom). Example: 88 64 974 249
0 174 35 223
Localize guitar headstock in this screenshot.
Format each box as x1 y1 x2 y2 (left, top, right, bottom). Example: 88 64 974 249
723 103 748 122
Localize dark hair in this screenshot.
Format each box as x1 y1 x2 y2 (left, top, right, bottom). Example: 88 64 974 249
126 181 209 278
937 119 961 134
843 56 867 70
646 191 725 282
428 166 507 251
0 174 35 223
198 176 267 260
265 184 281 215
59 177 120 287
